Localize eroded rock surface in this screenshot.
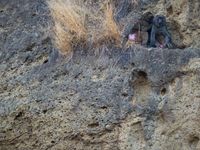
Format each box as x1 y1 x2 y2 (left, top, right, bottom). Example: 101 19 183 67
143 0 200 48
0 0 200 150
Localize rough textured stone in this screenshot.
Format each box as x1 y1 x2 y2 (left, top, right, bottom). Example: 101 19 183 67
144 0 200 48
0 0 200 150
117 0 200 49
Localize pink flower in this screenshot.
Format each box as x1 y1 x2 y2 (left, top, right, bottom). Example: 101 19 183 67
159 44 164 48
129 34 137 41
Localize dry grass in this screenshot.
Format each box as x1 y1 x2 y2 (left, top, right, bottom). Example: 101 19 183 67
53 22 72 55
91 2 121 48
47 0 87 54
103 3 120 43
133 0 139 5
47 0 120 54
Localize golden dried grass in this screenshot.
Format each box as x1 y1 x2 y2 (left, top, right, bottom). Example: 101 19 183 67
47 0 87 54
53 22 72 55
93 3 120 47
48 0 120 54
102 3 120 44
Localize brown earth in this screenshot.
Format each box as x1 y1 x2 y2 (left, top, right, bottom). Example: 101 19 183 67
0 0 200 150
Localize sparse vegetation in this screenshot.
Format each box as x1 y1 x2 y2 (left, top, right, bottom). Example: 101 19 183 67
53 22 72 55
47 0 88 54
47 0 120 54
97 3 120 46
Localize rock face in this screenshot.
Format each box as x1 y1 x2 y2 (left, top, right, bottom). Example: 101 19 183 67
0 0 200 150
143 0 200 48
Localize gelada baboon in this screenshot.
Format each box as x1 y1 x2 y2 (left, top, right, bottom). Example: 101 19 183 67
121 12 154 47
150 15 175 48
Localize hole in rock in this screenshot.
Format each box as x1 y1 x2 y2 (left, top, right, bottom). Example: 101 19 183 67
43 59 48 64
51 141 55 144
122 92 128 97
138 71 147 79
88 122 100 128
161 88 167 95
167 5 173 15
189 136 199 149
42 109 48 114
100 106 108 109
14 111 24 120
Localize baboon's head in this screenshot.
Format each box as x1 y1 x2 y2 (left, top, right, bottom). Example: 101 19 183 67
153 15 166 27
143 12 154 23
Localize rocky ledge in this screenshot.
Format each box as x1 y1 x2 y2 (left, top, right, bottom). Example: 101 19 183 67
0 0 200 150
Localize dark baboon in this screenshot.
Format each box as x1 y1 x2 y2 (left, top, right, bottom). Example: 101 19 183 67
150 15 175 48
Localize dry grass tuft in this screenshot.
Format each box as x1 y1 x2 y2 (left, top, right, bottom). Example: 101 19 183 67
48 0 120 54
47 0 87 54
103 3 120 44
53 22 72 55
48 0 87 36
93 3 120 47
133 0 139 5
